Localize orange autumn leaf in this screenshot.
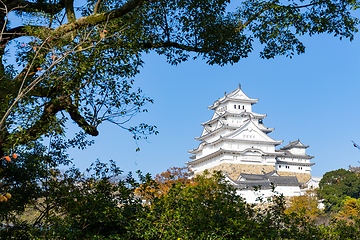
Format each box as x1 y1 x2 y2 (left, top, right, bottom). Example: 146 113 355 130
12 153 17 159
4 156 11 162
5 193 11 200
37 68 42 71
135 167 192 200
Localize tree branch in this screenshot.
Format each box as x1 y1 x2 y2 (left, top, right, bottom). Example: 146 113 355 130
143 41 204 52
15 96 68 144
290 1 327 9
66 98 99 136
54 0 146 35
6 0 65 14
237 7 269 32
235 0 328 32
64 0 76 23
0 26 53 45
1 0 144 43
9 94 98 149
93 0 102 15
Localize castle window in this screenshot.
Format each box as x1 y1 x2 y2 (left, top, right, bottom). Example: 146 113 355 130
279 165 281 168
243 106 245 109
238 105 241 109
234 105 236 109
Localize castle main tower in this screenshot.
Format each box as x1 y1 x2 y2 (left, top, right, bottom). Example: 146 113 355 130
187 85 314 184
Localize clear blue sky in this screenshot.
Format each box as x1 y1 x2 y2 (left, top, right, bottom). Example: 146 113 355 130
8 1 359 178
64 31 360 178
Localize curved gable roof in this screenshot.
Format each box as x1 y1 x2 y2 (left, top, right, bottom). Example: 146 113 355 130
208 86 258 110
280 140 309 150
223 120 282 145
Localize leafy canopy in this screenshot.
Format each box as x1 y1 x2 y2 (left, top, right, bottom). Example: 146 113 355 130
0 0 358 156
319 168 360 212
285 189 322 220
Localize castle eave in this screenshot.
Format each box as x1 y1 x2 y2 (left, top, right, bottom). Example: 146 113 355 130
208 98 259 110
275 150 314 159
195 125 237 141
210 137 283 146
276 160 315 167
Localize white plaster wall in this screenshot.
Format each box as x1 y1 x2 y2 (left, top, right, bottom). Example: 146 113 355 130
289 148 306 155
228 102 251 113
275 164 312 173
236 189 273 203
230 117 245 127
305 177 321 189
275 186 301 196
236 186 301 204
200 144 213 157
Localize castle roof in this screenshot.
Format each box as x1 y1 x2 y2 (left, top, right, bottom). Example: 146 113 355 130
221 120 282 145
280 140 309 150
258 122 274 133
276 160 315 167
275 150 314 159
208 85 258 110
201 111 267 126
187 147 284 165
225 171 301 190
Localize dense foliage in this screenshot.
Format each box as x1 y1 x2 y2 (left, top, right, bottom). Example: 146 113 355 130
285 189 321 220
319 168 360 212
2 162 360 239
335 196 360 222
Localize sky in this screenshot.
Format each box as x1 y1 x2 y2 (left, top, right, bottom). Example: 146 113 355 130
7 3 360 179
65 30 360 179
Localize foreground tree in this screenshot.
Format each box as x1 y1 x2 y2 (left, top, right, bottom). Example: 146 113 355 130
335 196 360 222
0 0 359 156
3 161 360 239
285 189 322 221
135 166 191 200
130 171 323 239
0 156 148 239
319 168 360 212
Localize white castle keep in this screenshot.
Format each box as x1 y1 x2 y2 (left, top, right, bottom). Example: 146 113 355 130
186 85 316 201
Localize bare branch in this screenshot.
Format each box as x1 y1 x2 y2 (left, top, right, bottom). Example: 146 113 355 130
0 0 8 44
93 0 102 15
65 0 76 23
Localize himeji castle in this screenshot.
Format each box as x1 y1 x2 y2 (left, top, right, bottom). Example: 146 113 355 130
186 85 317 202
